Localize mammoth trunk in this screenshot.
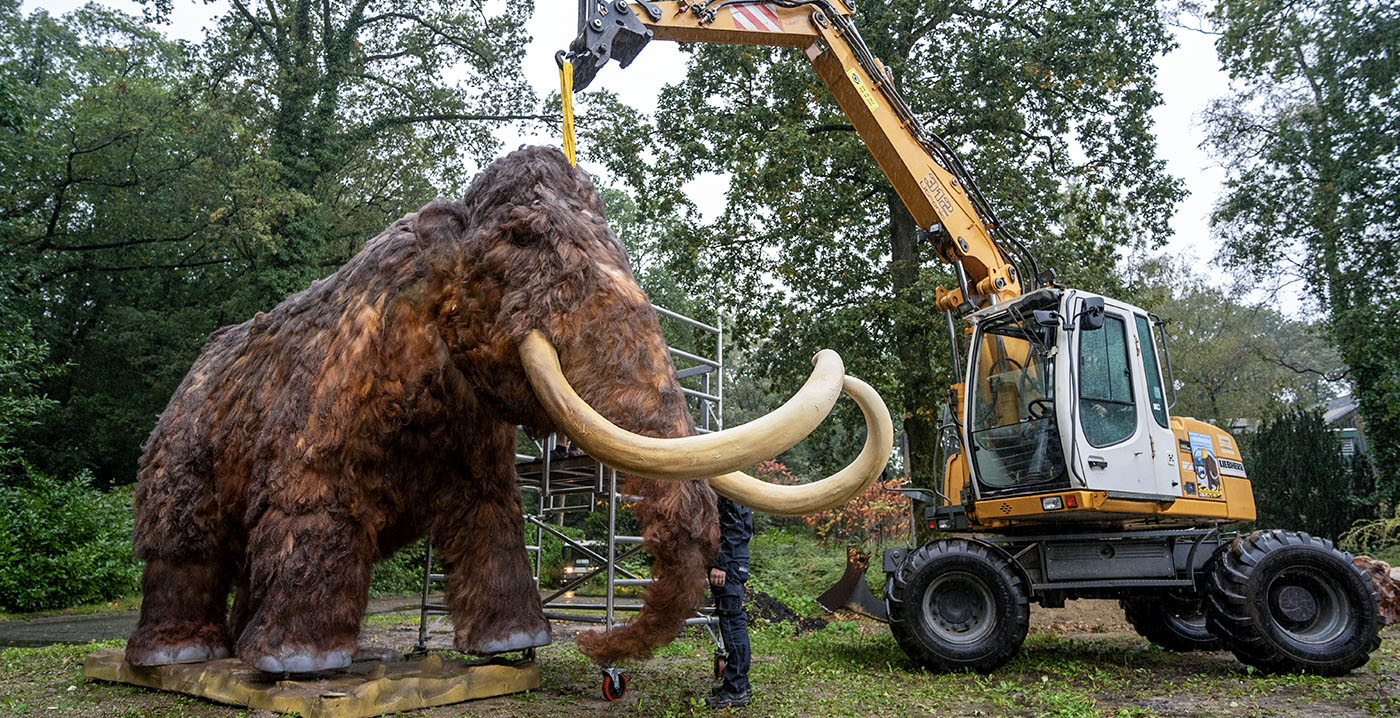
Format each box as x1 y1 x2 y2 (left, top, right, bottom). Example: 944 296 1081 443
577 476 719 663
554 325 721 663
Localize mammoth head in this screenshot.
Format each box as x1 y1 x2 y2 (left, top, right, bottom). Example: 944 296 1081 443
417 146 893 516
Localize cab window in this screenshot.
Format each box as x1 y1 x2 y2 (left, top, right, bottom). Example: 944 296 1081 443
1079 313 1136 446
1135 315 1170 428
968 311 1066 494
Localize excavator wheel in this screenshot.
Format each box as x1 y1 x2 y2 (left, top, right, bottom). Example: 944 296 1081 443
885 538 1028 673
1120 594 1221 651
1205 529 1381 675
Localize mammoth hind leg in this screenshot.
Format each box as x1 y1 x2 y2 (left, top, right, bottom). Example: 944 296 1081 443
235 510 372 674
436 429 551 656
126 558 234 666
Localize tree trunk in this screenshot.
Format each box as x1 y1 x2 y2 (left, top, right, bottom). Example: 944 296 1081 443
887 191 944 543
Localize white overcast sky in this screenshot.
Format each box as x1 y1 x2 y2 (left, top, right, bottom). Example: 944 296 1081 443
27 0 1236 290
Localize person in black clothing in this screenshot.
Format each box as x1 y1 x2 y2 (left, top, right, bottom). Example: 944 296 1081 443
707 495 754 709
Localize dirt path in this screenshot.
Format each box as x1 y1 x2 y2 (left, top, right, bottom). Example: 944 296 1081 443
0 596 425 648
0 594 1135 648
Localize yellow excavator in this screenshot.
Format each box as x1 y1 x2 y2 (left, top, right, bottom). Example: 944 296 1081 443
563 0 1382 674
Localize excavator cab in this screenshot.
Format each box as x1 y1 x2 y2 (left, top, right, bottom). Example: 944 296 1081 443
948 287 1254 527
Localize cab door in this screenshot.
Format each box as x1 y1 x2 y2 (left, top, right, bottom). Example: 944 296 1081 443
1131 313 1185 497
1071 302 1156 495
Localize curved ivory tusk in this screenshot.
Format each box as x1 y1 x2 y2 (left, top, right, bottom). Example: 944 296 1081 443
709 374 893 516
519 330 845 481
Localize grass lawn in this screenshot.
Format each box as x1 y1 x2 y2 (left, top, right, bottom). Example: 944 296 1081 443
2 607 1397 717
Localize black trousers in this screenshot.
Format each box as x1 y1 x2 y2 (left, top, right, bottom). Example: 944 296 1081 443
712 580 750 693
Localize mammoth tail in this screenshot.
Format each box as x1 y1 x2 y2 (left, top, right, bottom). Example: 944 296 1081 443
576 479 718 664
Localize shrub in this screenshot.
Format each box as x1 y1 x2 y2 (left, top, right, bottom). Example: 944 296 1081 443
0 470 141 612
369 540 432 596
1340 507 1400 565
367 522 588 596
760 459 911 545
1245 408 1379 540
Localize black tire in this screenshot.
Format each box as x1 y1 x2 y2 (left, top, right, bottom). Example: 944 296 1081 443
1205 529 1381 675
1121 594 1222 651
885 538 1029 672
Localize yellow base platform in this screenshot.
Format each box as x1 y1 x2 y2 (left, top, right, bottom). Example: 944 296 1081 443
82 648 539 718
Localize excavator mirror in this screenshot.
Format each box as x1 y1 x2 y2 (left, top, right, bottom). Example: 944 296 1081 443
1032 310 1061 328
1079 297 1105 331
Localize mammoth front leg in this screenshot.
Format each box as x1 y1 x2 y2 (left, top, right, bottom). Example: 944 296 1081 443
435 424 551 655
126 559 234 665
127 473 236 667
235 509 373 673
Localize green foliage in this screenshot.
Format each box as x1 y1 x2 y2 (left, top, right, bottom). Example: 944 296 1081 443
746 527 894 617
1204 0 1400 499
1244 408 1378 540
0 0 539 485
1126 258 1343 425
0 473 140 613
586 0 1186 497
747 528 846 618
0 272 59 483
1340 506 1400 564
368 540 431 597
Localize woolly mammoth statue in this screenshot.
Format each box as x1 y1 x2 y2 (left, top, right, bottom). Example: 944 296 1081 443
127 146 892 674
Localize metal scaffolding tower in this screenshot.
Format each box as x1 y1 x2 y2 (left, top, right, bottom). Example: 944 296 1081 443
417 306 724 662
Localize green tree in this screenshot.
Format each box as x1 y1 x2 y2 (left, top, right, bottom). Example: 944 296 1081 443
1204 0 1400 503
0 2 261 479
1 1 541 483
587 0 1185 496
182 0 541 302
1126 259 1343 426
1246 408 1378 540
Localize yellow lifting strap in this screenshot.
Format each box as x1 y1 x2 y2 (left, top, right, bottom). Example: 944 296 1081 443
558 57 577 167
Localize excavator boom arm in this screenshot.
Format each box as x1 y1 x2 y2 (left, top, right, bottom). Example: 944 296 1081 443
565 0 1033 308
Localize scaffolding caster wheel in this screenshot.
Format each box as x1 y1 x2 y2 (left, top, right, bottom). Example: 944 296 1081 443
602 667 627 702
712 649 726 680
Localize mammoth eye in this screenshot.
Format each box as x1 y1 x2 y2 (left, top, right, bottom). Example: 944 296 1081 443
510 231 535 248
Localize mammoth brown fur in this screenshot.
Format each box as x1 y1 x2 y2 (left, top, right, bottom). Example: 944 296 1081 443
128 145 719 672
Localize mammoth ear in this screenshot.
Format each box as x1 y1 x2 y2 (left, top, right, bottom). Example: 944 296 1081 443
412 200 471 246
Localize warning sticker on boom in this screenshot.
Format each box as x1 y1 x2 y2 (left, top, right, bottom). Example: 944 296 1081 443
848 70 879 111
730 3 782 32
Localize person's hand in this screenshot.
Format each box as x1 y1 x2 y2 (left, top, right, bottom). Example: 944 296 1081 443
709 568 726 588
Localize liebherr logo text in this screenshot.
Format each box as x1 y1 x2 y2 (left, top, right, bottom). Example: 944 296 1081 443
921 172 955 218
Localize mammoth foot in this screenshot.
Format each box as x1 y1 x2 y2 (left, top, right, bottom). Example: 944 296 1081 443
248 645 353 674
126 621 231 667
455 624 552 656
126 641 230 667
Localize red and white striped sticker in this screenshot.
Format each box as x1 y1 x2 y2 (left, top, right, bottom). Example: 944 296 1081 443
730 2 782 32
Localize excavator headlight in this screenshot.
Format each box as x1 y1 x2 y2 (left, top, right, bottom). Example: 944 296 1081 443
1041 496 1064 511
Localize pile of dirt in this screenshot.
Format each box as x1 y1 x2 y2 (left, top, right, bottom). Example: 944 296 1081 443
743 587 828 634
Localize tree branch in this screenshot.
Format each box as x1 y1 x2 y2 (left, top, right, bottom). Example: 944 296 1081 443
1260 354 1350 382
353 12 490 64
345 112 550 145
806 123 856 135
43 257 238 281
231 0 287 64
